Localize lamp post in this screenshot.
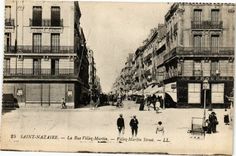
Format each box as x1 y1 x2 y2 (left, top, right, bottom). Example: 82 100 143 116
203 78 209 126
163 82 165 109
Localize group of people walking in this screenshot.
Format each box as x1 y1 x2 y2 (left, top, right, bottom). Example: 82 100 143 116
117 114 168 141
139 94 163 112
117 114 139 137
205 109 231 134
206 112 218 134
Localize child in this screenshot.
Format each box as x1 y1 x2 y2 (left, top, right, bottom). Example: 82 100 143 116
156 121 164 141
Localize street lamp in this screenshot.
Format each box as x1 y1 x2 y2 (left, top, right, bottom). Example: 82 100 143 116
203 78 209 126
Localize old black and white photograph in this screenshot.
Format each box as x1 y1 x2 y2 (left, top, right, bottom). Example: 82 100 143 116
0 0 235 155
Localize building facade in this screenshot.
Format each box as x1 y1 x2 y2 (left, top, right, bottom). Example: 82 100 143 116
163 3 234 107
112 3 234 108
3 0 89 108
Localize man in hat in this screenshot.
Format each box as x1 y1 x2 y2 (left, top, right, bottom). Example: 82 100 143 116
210 112 218 133
208 112 218 133
129 115 139 137
117 114 125 136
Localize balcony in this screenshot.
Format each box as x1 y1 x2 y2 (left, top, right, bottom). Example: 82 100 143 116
4 46 15 53
5 19 15 27
4 45 74 54
191 21 223 30
29 19 63 27
164 47 234 61
4 68 78 79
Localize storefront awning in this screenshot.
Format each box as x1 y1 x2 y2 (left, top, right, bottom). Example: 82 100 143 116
165 91 177 103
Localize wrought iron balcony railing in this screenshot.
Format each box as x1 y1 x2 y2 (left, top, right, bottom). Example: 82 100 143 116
191 21 223 29
4 45 74 54
29 18 63 27
5 19 15 27
164 47 234 61
4 46 15 53
4 68 78 79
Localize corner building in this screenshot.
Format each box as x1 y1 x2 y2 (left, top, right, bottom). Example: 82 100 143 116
3 0 89 108
164 3 234 107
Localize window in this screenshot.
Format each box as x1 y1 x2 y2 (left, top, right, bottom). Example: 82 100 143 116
5 6 11 19
211 60 219 75
5 6 12 26
33 33 42 53
193 35 202 52
194 61 202 76
51 59 59 75
193 9 202 24
32 6 42 26
211 83 224 103
51 34 60 53
211 9 219 24
211 35 219 53
33 59 41 75
4 58 10 75
188 83 201 104
51 7 60 26
4 33 11 52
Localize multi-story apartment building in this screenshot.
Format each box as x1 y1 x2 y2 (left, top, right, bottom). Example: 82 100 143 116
133 47 144 93
163 3 234 107
123 53 133 95
152 24 166 85
142 28 158 87
3 0 89 108
88 49 97 96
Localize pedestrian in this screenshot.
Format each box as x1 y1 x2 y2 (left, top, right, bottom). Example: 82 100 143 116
158 95 164 108
117 94 123 108
146 95 151 111
224 109 230 125
95 95 100 108
208 112 218 133
61 98 66 109
117 114 125 136
152 94 157 111
129 115 139 137
156 121 164 141
139 96 145 111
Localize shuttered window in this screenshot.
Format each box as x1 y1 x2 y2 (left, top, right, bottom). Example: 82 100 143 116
211 35 219 53
4 58 10 75
193 35 202 48
211 9 219 23
193 9 202 24
33 33 42 53
51 33 60 53
33 59 41 75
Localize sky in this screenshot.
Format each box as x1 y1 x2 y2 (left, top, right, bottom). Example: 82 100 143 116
79 2 172 93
